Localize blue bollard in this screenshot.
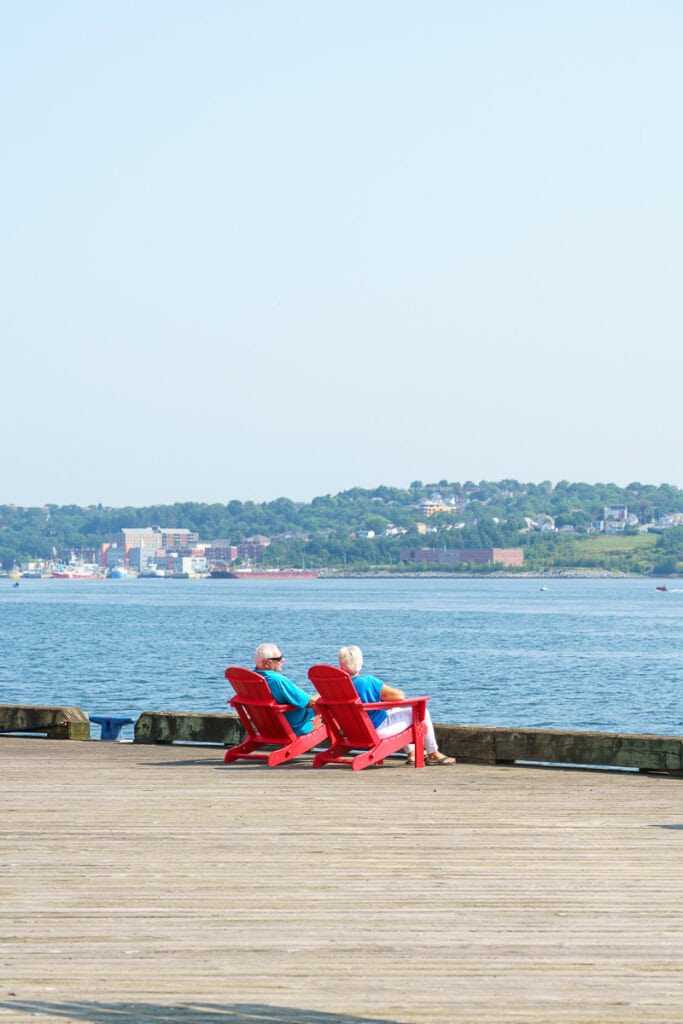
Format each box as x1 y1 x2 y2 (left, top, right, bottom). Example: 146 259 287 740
89 715 134 740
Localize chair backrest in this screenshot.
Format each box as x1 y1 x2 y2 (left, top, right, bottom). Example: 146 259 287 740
225 666 295 741
307 664 379 746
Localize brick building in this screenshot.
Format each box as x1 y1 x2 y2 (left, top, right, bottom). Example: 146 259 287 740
400 547 524 567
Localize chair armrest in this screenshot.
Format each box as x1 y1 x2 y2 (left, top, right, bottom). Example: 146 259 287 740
362 697 430 711
229 698 293 712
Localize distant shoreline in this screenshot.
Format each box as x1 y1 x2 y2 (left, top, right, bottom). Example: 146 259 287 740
4 569 678 582
319 569 678 580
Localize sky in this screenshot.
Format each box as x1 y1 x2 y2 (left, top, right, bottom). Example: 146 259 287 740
1 1 681 507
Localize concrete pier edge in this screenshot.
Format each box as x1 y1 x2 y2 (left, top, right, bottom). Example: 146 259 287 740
133 711 683 774
2 704 681 773
0 703 89 740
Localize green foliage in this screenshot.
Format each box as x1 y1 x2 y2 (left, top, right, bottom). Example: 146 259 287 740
1 480 683 572
653 525 683 554
652 555 678 575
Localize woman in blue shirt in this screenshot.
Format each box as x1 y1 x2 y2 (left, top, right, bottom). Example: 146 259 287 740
338 645 455 765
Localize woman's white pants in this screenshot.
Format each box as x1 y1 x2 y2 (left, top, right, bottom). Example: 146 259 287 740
375 706 438 755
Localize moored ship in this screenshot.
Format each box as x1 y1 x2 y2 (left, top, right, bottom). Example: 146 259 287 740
209 566 317 579
109 565 136 579
51 562 105 579
209 565 238 579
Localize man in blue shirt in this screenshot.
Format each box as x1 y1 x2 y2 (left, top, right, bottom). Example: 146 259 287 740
254 642 320 735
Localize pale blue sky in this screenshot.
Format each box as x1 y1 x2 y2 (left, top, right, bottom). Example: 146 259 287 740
2 1 681 506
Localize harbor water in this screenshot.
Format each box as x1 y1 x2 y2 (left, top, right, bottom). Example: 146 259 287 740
1 576 681 741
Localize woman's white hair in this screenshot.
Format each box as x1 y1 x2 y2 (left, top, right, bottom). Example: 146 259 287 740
338 645 363 676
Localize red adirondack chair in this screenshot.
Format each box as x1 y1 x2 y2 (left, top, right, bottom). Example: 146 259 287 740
307 664 429 770
224 666 327 767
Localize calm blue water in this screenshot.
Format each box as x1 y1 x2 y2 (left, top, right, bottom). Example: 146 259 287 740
0 577 681 740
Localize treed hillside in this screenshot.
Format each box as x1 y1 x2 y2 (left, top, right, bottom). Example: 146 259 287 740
1 479 683 574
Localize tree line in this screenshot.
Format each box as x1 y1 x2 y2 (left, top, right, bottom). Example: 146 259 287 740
1 479 682 574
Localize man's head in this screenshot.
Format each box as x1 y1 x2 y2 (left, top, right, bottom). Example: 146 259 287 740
254 642 285 671
338 645 363 676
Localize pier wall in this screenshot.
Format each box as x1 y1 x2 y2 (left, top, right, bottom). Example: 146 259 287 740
434 723 683 773
2 704 681 773
0 704 89 740
134 710 244 746
134 709 683 774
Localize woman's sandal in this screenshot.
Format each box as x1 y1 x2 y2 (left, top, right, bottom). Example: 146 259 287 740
426 753 456 765
405 753 456 765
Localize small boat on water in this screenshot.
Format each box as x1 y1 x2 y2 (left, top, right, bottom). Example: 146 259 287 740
656 585 668 592
109 565 135 579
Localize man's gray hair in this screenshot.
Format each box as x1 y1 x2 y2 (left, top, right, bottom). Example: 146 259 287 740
338 645 363 676
254 642 281 667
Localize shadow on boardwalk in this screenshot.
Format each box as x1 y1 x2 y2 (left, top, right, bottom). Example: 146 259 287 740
0 1002 408 1024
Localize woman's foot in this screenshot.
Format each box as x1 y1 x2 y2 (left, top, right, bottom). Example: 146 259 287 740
426 752 456 765
405 752 456 765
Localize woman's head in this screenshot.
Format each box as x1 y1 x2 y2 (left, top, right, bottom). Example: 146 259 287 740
338 645 363 676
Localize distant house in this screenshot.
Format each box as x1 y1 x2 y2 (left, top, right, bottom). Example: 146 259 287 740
603 505 627 534
602 505 638 534
522 515 555 532
419 499 455 517
657 513 683 528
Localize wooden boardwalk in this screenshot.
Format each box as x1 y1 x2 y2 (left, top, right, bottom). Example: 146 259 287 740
1 737 681 1024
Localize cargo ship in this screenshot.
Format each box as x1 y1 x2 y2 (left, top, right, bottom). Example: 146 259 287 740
209 566 317 579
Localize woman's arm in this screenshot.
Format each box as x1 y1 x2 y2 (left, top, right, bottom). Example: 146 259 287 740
380 683 405 701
